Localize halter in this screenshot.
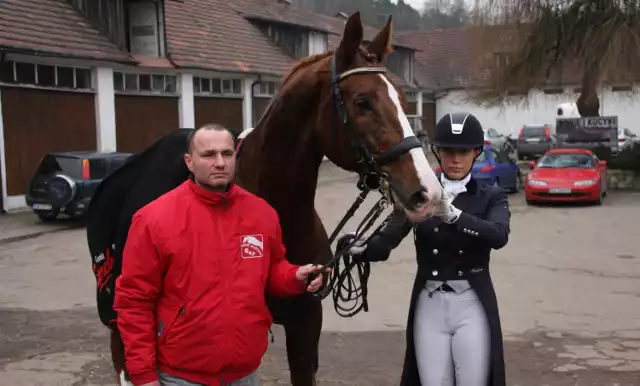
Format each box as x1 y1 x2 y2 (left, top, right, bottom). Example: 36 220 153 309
329 56 423 193
308 56 425 317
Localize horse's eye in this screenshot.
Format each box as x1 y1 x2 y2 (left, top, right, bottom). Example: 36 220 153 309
354 97 372 112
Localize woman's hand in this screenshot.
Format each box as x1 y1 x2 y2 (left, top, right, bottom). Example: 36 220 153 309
404 192 461 224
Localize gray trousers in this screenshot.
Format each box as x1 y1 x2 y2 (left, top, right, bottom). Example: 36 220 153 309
413 285 491 386
158 370 259 386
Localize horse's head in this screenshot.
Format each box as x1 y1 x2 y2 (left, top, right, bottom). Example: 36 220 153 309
317 12 442 214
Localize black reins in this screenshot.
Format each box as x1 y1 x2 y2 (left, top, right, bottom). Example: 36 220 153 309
307 56 424 317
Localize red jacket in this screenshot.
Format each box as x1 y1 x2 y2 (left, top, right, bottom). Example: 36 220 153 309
114 179 307 385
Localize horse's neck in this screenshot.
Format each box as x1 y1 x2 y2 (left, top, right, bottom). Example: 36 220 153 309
236 91 324 223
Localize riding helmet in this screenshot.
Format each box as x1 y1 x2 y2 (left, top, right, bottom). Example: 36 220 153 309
432 112 484 149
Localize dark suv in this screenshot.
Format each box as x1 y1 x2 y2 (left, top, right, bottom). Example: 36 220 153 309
517 124 556 160
26 151 132 221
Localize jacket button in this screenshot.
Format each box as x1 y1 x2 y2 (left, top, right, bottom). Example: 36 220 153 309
458 250 464 255
432 249 438 255
434 227 439 232
432 270 438 276
458 271 463 276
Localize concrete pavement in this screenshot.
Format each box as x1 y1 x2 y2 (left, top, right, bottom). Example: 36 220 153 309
0 162 639 385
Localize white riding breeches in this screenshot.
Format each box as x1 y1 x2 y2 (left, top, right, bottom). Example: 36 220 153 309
413 286 491 386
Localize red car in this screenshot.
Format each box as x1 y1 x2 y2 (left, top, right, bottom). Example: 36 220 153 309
525 148 608 205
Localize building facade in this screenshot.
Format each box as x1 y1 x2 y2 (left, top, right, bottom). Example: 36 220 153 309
0 0 435 212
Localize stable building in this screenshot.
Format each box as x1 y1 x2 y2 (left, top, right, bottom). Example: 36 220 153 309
0 0 436 212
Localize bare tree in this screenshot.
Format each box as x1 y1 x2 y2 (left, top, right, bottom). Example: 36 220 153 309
467 0 640 117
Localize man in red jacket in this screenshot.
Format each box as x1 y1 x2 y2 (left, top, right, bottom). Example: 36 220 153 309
114 123 326 386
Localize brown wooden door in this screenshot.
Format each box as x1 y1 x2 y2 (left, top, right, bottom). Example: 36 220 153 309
115 95 180 153
422 101 436 142
253 97 272 127
1 86 97 195
194 97 243 136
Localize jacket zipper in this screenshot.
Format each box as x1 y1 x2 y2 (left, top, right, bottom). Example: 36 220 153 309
217 200 232 366
162 305 185 345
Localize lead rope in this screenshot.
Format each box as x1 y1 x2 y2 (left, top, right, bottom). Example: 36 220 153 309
308 179 391 318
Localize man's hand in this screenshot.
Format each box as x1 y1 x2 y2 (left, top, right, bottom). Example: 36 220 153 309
296 264 330 292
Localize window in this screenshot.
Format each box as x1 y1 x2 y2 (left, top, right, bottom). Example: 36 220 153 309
114 71 178 94
255 81 278 97
0 60 92 90
537 153 596 169
193 76 243 96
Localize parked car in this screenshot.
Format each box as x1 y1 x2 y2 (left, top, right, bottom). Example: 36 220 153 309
25 151 132 221
435 145 522 193
517 124 556 160
616 127 638 152
525 148 607 205
484 128 506 148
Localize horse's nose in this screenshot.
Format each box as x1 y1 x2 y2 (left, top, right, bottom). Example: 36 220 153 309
408 189 427 210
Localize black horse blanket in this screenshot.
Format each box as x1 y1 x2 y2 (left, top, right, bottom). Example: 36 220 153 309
87 129 200 326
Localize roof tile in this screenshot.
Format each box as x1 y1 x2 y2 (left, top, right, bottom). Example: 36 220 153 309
0 0 132 63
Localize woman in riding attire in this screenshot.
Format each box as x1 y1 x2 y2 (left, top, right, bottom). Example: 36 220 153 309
348 112 510 386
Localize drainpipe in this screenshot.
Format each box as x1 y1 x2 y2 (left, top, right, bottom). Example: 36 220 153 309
251 76 261 127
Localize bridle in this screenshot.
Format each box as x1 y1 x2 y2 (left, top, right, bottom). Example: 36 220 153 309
307 55 424 317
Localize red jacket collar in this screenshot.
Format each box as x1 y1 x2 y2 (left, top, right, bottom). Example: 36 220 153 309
187 177 238 206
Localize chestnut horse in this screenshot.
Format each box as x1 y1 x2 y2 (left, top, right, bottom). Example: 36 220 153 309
86 11 442 386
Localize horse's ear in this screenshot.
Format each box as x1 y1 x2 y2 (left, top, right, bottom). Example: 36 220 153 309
335 11 363 70
367 15 394 62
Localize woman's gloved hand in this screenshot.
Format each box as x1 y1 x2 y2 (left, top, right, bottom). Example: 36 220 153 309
336 232 369 261
405 191 461 224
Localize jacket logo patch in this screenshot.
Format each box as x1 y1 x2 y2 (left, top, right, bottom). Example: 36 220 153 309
241 234 264 258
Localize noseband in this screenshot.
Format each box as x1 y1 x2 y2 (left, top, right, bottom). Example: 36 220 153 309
308 56 425 317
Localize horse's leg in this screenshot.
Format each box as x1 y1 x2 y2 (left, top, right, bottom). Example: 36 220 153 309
283 295 323 386
110 324 133 386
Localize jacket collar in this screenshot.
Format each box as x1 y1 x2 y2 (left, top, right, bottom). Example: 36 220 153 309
187 177 238 206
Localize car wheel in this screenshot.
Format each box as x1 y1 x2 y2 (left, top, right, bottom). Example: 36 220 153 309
36 208 60 222
510 172 522 193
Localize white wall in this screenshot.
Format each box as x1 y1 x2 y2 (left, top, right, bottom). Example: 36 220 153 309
436 86 640 137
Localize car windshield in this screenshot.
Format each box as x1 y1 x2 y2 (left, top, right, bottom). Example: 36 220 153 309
521 126 547 137
35 155 83 178
537 153 595 169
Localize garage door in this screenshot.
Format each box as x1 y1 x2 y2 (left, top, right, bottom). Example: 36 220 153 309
1 86 97 196
115 95 180 153
194 97 243 135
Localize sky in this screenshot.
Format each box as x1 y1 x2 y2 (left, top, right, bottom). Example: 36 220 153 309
393 0 426 11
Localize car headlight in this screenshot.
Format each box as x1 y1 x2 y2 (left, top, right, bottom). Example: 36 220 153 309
527 179 548 186
573 180 596 186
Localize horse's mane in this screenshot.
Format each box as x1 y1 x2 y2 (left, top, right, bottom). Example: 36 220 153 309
279 51 334 87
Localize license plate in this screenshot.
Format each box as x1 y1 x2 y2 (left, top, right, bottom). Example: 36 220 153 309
527 138 541 143
548 188 571 194
32 203 53 210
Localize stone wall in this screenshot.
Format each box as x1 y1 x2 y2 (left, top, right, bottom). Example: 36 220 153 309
606 170 640 190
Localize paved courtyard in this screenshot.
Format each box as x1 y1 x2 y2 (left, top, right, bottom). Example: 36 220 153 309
0 162 639 385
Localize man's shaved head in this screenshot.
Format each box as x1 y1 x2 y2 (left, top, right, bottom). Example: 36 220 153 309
186 123 235 154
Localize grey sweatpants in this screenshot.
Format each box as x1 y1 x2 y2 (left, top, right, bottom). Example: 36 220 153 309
413 286 491 386
158 370 259 386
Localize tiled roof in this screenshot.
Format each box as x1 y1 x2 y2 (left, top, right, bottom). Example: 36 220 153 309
164 0 296 76
0 0 133 63
397 25 638 91
396 28 473 90
165 0 417 79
